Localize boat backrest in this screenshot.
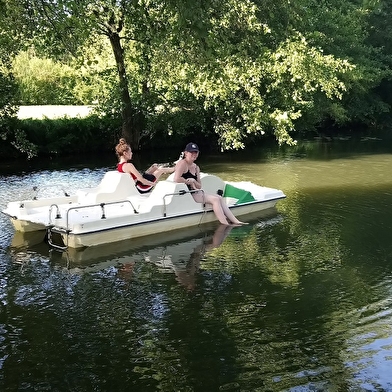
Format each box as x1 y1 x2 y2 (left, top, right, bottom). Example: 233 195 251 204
77 171 142 204
165 172 226 196
137 180 201 215
199 173 226 196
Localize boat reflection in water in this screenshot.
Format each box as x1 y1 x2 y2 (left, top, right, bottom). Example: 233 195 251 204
9 209 282 290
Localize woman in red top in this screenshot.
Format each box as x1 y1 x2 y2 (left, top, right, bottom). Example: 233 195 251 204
115 138 174 194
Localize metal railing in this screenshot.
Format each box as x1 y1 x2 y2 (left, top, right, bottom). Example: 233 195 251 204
46 188 205 250
162 189 204 217
32 183 71 200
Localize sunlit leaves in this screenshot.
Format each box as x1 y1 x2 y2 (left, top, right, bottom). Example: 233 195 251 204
10 129 38 159
0 71 18 137
12 50 76 104
167 26 354 146
3 0 392 149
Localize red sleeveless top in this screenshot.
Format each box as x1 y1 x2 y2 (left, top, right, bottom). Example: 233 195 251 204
117 162 156 193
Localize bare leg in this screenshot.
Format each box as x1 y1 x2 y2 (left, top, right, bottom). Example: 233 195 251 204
194 193 230 224
146 164 175 179
157 166 175 174
219 199 248 224
145 163 159 174
194 192 247 225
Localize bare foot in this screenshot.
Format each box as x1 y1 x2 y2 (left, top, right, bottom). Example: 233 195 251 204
219 220 231 225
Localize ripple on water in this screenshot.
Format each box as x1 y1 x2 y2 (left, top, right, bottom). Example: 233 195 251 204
314 288 392 391
1 147 392 391
0 169 107 250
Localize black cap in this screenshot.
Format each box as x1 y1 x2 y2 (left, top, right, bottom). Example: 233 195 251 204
184 142 199 152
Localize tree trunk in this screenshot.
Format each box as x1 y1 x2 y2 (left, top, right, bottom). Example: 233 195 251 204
108 32 144 149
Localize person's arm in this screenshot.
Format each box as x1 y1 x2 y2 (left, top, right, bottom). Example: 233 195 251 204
123 163 155 186
191 165 202 189
173 161 187 184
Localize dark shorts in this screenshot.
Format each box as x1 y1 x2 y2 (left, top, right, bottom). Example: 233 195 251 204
135 173 157 194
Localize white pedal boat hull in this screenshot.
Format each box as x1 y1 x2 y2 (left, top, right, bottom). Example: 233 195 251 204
3 171 285 249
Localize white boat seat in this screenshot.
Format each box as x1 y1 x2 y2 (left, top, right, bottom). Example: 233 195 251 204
199 173 226 196
166 172 226 196
137 180 201 215
77 171 145 204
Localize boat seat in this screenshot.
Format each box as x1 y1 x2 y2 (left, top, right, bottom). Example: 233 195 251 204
137 180 201 215
166 172 226 196
77 171 145 204
199 173 226 196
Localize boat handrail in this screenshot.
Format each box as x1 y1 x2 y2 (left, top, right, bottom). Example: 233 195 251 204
49 199 139 228
32 183 71 199
1 211 17 220
75 199 138 220
49 204 62 221
47 199 141 250
162 189 205 217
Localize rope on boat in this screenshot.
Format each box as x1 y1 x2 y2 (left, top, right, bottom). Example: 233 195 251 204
198 190 208 226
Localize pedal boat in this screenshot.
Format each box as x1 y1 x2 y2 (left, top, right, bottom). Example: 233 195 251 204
2 171 286 250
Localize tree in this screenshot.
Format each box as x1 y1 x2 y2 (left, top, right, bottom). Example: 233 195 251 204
0 0 22 152
150 0 354 146
5 0 392 151
12 49 78 104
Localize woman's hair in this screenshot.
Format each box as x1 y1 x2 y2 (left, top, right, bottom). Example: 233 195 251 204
115 138 130 159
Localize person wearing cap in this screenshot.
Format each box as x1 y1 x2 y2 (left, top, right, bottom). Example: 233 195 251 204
173 142 247 225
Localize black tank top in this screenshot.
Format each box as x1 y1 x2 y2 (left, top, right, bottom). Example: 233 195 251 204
182 170 198 190
181 170 197 180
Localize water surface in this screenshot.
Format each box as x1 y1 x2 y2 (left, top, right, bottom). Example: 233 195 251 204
1 139 392 391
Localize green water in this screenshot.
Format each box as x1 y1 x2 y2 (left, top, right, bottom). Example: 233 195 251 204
0 138 392 391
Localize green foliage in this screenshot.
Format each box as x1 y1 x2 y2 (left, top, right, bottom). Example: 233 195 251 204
0 0 22 148
3 0 392 154
10 129 39 159
0 72 18 123
70 41 117 106
1 115 121 160
11 46 118 105
12 50 78 104
154 7 353 146
0 67 19 153
0 0 27 61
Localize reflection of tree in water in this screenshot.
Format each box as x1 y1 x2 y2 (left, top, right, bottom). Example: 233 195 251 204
201 213 347 289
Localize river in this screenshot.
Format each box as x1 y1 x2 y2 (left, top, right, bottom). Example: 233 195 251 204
0 138 392 391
